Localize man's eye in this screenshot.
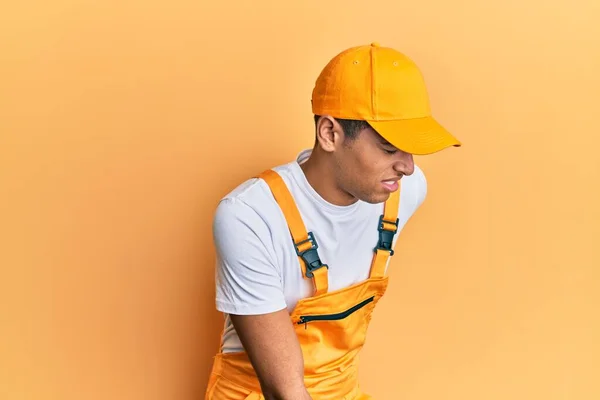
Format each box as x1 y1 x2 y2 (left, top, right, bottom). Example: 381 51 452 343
383 148 397 154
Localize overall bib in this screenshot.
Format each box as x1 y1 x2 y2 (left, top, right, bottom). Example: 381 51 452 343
205 169 401 400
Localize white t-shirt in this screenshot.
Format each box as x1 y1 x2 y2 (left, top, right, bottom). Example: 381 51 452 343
212 149 427 353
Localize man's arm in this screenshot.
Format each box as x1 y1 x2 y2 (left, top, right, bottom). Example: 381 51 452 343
212 197 311 399
230 310 311 400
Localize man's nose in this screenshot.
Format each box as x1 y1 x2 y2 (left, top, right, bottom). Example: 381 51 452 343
394 152 415 176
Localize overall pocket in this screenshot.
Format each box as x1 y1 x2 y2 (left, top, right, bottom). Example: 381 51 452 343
296 296 375 328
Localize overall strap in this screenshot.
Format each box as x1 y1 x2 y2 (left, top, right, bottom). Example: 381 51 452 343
257 169 329 296
369 183 401 278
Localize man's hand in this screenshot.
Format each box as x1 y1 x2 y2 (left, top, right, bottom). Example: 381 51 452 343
230 308 312 400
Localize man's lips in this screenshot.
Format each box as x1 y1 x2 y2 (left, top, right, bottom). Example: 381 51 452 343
381 179 400 191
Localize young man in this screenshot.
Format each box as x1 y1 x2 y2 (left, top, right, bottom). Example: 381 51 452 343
205 42 461 400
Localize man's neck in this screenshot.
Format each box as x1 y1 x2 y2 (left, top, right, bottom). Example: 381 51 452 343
299 148 357 207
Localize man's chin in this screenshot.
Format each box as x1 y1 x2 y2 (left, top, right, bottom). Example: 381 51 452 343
359 191 390 205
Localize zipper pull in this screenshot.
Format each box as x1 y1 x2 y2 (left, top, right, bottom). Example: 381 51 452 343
299 317 308 330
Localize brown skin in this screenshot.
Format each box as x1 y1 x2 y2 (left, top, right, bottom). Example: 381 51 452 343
230 115 414 399
231 310 311 400
302 115 415 206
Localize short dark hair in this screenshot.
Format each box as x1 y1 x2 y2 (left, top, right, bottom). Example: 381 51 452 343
313 115 371 140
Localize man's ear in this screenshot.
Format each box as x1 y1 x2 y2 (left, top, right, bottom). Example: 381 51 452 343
315 115 343 153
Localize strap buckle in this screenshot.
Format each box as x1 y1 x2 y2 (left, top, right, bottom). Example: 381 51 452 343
375 215 399 256
294 232 328 278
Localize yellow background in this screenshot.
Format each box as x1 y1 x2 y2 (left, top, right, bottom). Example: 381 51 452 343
1 1 599 399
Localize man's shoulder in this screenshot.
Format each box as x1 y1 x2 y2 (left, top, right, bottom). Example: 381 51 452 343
213 162 298 232
395 163 428 226
213 177 272 229
405 164 427 201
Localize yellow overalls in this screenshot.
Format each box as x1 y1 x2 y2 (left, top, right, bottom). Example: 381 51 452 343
205 168 401 400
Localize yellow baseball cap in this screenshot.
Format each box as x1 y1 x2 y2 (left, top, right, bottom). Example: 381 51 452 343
311 42 461 155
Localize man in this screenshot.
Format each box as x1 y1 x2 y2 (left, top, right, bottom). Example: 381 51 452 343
205 42 461 400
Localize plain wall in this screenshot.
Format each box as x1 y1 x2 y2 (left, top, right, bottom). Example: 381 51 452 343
1 1 599 399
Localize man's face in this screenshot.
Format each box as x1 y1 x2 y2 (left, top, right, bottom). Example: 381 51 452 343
329 122 415 205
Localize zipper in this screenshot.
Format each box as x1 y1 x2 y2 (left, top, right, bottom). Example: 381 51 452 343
297 296 375 329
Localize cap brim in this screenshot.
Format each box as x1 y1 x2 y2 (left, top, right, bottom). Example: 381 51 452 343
367 116 462 155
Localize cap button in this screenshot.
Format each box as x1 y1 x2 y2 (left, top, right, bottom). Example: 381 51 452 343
371 42 380 47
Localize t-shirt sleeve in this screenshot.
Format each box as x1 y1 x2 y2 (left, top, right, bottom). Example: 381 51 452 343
414 164 428 211
212 197 287 316
396 164 428 232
